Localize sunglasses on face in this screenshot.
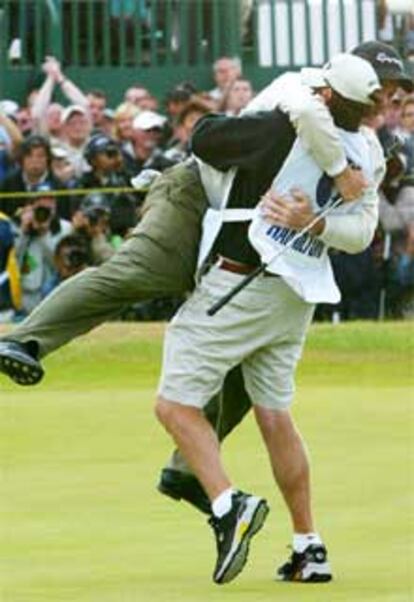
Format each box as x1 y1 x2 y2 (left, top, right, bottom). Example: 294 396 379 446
103 148 120 158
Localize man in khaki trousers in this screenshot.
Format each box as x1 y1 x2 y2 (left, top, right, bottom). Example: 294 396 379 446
0 160 250 513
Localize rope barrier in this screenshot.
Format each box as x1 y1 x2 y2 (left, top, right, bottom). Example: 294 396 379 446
0 186 137 201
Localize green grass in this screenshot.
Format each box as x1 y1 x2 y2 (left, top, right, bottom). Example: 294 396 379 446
1 322 413 602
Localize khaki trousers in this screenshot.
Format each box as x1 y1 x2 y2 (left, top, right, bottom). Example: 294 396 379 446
8 164 204 356
2 163 252 446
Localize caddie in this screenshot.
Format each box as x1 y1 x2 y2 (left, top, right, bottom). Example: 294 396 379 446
155 54 385 585
158 39 412 514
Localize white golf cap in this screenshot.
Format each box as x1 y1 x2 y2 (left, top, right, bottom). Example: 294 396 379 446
51 145 70 159
0 99 19 117
132 110 167 131
323 54 381 105
61 104 88 123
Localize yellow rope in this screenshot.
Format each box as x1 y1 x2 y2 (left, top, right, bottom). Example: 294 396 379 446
0 186 136 200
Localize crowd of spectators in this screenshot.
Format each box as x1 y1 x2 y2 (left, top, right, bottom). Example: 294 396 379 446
0 55 253 321
0 53 413 323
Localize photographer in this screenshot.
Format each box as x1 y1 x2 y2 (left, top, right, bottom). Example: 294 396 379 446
71 192 116 265
42 234 92 298
15 184 71 314
78 134 139 237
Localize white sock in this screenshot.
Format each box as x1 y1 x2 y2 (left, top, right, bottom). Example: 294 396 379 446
212 487 234 518
293 532 323 553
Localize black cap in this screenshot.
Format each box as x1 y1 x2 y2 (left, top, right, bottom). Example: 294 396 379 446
352 41 413 92
79 192 111 214
84 134 119 161
165 81 198 104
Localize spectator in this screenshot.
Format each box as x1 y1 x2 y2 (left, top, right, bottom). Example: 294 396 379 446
31 56 89 140
0 210 21 318
26 90 39 111
394 222 414 317
101 108 116 137
219 77 254 115
208 56 242 103
113 101 140 157
125 110 174 174
164 82 198 119
0 108 23 181
405 17 414 62
50 146 77 188
164 98 211 163
31 57 108 137
381 95 403 136
86 89 108 130
79 133 138 237
0 100 19 122
14 184 72 315
329 245 383 320
58 105 92 177
43 103 64 143
15 107 34 137
42 233 92 298
0 134 71 220
380 95 414 234
0 103 23 154
71 193 116 265
398 95 414 175
124 85 157 110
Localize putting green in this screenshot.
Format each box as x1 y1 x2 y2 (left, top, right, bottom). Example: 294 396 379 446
1 322 413 601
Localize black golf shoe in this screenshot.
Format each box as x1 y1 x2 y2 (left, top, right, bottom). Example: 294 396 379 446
157 468 211 514
0 341 44 386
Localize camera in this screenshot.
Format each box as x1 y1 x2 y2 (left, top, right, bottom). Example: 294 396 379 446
83 206 108 226
104 148 120 159
33 205 52 223
61 247 89 269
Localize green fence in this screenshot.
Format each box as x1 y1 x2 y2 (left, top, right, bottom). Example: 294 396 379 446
0 0 385 105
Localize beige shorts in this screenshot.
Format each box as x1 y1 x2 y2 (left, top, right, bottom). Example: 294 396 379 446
158 264 315 411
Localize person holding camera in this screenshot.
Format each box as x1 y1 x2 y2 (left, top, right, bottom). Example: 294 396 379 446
71 192 116 265
14 184 71 314
42 234 92 298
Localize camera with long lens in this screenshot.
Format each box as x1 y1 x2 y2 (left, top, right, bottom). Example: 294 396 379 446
79 192 111 229
61 246 89 269
33 205 52 224
104 148 120 159
83 206 108 226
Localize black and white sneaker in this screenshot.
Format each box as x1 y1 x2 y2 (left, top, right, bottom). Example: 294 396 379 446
276 543 332 583
209 491 269 585
0 341 44 386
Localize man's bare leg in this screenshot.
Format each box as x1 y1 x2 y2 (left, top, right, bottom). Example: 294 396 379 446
155 396 269 585
155 397 231 500
254 404 332 583
254 406 313 532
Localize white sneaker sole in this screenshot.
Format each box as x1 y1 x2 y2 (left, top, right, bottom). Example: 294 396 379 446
276 560 333 583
